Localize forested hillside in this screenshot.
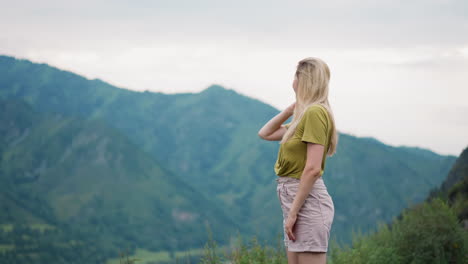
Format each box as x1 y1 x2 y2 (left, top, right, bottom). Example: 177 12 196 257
0 54 458 263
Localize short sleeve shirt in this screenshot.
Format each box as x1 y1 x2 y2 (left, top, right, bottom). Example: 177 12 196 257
274 104 331 179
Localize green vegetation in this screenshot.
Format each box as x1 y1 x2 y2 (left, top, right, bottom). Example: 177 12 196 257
0 98 239 254
328 197 467 264
426 146 468 226
117 249 142 264
197 197 467 264
197 147 468 264
0 223 116 263
0 55 457 246
199 225 287 264
0 54 464 263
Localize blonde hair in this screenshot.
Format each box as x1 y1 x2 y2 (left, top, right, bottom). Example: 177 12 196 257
280 57 338 157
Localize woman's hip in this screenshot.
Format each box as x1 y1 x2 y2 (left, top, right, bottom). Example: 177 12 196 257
276 176 334 229
276 176 330 194
276 176 334 214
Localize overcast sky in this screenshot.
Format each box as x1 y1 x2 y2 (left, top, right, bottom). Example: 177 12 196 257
1 0 467 156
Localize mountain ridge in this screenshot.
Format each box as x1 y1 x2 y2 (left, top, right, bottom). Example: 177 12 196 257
0 53 457 253
0 97 241 249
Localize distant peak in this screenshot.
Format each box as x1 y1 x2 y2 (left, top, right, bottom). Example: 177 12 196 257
201 84 230 93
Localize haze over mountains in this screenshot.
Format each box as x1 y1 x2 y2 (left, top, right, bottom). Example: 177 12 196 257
0 54 459 262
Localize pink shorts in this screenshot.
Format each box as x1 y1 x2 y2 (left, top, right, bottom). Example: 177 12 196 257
276 176 334 252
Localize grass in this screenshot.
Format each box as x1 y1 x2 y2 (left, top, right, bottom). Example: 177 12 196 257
198 223 288 264
108 223 290 264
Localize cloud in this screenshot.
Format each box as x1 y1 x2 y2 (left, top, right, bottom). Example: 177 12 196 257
0 0 467 155
1 0 467 50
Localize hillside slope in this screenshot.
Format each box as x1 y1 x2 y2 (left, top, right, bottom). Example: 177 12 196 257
0 54 457 246
0 98 241 253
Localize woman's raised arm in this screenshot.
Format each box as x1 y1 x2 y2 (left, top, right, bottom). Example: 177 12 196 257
258 102 295 141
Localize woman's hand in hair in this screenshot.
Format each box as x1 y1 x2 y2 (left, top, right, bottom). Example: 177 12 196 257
258 102 295 141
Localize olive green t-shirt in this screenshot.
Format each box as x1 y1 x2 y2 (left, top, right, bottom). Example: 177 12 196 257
274 104 332 179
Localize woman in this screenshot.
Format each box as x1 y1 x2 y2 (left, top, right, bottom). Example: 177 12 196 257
258 57 338 264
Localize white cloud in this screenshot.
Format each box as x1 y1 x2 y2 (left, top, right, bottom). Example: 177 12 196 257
460 46 468 57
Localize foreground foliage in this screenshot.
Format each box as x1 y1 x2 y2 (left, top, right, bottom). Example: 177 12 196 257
199 198 467 264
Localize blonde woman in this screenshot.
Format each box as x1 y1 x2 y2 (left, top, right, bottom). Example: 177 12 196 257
258 57 338 264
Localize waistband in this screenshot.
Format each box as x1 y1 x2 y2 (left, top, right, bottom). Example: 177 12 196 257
276 176 327 190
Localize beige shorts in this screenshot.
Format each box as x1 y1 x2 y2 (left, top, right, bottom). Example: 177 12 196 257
276 176 334 252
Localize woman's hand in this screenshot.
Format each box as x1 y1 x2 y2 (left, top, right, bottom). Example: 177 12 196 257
284 102 296 116
258 101 295 140
285 213 297 241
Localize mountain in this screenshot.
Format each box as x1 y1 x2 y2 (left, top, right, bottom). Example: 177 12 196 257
0 54 457 253
327 146 468 263
0 98 241 263
426 146 468 228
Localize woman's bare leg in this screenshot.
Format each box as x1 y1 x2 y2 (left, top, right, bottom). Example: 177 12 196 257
297 252 327 264
285 247 299 264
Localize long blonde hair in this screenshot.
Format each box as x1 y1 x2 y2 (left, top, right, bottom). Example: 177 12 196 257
280 57 338 157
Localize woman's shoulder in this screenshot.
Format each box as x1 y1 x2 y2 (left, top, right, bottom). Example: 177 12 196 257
305 104 328 117
300 104 330 129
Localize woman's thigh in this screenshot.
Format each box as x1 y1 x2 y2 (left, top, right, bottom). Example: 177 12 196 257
286 248 298 264
298 251 327 264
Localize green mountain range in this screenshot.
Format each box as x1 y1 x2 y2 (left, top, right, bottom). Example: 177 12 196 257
328 146 468 263
0 54 459 263
0 98 242 262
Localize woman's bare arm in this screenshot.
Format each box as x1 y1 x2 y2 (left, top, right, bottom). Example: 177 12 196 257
284 142 324 241
258 102 295 141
